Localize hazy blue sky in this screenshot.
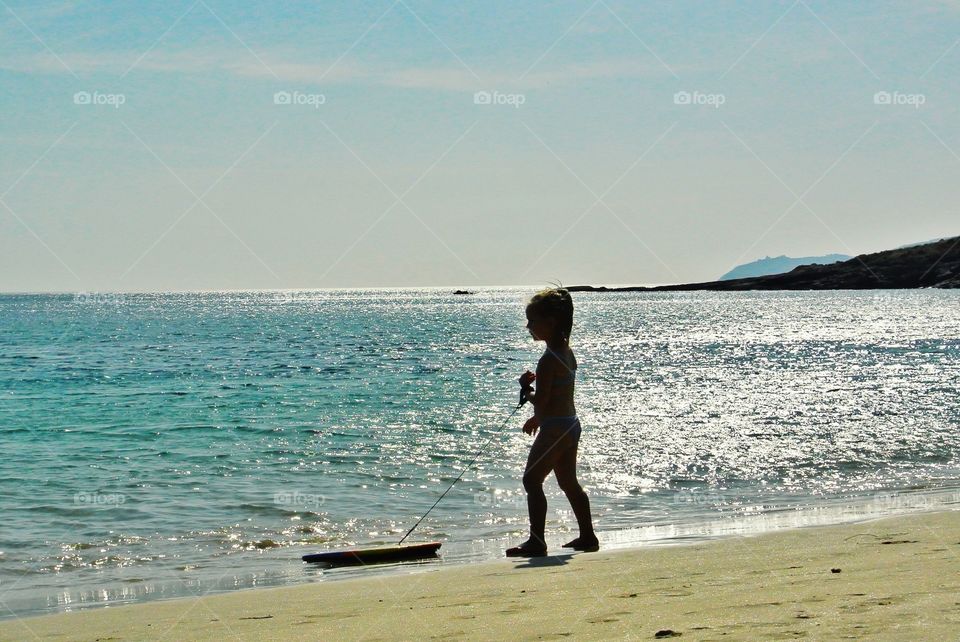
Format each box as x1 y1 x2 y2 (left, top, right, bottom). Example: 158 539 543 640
2 1 958 291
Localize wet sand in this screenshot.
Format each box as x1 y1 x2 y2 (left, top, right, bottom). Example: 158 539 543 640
2 509 959 641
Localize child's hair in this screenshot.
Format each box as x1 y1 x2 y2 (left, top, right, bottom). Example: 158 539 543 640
527 286 574 343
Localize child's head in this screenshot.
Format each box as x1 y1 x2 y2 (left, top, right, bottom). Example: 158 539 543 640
525 287 574 344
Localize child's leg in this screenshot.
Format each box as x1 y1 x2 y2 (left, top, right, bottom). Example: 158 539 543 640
521 432 563 549
553 437 597 544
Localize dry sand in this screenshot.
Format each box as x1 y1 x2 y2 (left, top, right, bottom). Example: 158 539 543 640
3 509 959 641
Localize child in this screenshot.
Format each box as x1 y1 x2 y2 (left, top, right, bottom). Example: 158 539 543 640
506 287 599 557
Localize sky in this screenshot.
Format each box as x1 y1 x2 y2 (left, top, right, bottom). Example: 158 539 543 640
1 0 959 292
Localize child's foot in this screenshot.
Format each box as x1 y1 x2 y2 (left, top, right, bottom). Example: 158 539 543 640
562 536 599 552
505 539 547 557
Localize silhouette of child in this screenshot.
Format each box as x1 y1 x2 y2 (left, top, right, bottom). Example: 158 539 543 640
506 287 599 557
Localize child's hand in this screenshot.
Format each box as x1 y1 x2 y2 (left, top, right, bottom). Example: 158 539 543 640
523 415 540 436
518 370 536 388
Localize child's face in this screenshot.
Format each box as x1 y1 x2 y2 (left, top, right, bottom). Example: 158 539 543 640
525 308 554 341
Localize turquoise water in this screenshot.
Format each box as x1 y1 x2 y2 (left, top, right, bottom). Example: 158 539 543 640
2 287 960 618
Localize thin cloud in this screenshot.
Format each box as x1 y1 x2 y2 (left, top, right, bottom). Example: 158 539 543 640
2 49 683 90
236 58 681 90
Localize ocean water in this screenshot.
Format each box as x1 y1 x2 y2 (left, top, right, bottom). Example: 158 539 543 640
2 287 959 618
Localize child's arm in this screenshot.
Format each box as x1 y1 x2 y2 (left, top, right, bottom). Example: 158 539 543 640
520 356 553 419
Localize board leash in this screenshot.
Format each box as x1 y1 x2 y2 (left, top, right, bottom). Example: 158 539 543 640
398 392 528 545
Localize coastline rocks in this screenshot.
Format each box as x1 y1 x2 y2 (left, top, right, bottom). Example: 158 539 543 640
569 235 960 292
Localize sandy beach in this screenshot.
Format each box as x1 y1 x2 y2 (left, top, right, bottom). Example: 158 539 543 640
3 509 959 641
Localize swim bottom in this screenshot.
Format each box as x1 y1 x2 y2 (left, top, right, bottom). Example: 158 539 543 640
537 415 581 442
525 416 582 479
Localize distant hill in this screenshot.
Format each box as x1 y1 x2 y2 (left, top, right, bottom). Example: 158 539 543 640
896 237 949 250
719 254 851 281
569 235 960 292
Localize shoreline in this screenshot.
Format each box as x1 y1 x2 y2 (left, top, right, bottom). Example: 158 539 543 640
4 508 959 640
5 484 960 623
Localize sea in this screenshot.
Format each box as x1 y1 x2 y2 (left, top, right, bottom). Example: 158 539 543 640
2 287 959 619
